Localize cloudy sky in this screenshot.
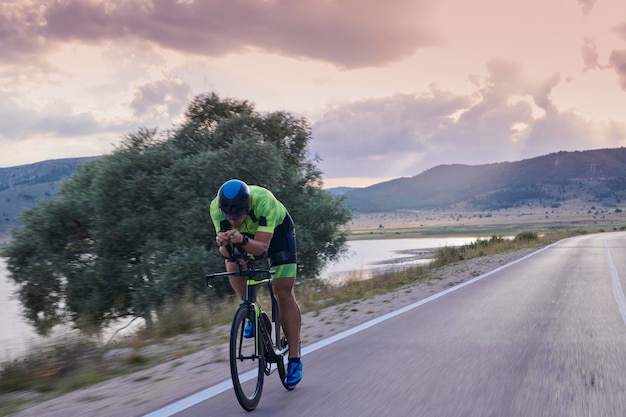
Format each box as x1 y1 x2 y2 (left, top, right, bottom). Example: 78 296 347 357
2 0 626 188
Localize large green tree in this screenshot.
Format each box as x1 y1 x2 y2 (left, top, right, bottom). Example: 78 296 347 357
5 92 351 336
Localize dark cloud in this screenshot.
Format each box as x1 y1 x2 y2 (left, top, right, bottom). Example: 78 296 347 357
311 60 626 181
0 2 48 63
1 0 440 69
582 33 626 90
608 50 626 90
131 78 192 118
581 37 613 71
577 0 596 16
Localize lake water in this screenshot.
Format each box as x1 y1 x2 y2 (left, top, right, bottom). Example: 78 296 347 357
0 236 479 360
0 258 43 362
320 237 478 283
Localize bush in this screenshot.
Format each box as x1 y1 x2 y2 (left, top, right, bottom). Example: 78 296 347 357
515 231 539 242
433 247 464 267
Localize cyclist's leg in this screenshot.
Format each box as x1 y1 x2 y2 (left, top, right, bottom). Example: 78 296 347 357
267 213 302 385
272 268 301 359
273 269 303 387
226 260 246 298
267 214 300 357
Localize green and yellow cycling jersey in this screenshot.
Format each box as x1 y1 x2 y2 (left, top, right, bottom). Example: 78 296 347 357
210 185 287 235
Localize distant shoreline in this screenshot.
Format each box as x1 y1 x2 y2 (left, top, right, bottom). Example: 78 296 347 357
346 206 626 240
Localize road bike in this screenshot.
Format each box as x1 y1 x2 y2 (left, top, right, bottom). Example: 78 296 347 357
205 251 294 411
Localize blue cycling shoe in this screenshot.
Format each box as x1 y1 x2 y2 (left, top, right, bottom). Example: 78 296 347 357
243 320 254 338
285 358 302 388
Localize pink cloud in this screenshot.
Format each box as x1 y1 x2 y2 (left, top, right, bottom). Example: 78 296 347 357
582 38 603 71
614 22 626 41
311 59 626 180
1 0 441 69
131 78 192 118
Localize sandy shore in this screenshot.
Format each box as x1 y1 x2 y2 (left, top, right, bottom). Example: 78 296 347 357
5 246 540 417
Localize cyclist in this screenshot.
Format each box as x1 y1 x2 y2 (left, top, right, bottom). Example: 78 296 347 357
210 179 303 388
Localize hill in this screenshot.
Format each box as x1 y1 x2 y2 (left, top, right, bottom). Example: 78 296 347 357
343 148 626 212
2 148 625 237
0 157 98 236
325 186 359 195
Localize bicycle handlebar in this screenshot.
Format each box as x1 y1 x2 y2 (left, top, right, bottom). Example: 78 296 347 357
205 269 275 287
205 251 276 286
205 268 275 279
206 242 275 287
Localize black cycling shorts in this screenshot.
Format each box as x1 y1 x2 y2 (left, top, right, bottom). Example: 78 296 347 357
268 212 297 267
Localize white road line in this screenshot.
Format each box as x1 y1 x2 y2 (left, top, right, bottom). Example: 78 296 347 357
143 241 560 417
605 242 626 326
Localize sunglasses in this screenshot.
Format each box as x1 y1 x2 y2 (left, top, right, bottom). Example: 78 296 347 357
223 208 247 221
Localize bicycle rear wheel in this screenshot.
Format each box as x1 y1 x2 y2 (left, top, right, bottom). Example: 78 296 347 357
272 304 295 391
230 305 264 411
277 339 294 391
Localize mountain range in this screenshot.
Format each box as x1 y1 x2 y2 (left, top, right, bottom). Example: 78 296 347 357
0 157 97 236
341 147 626 212
1 148 625 235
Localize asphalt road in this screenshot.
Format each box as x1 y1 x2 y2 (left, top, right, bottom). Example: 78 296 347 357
150 232 626 417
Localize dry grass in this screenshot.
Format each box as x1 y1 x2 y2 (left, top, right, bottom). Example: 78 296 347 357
347 205 626 240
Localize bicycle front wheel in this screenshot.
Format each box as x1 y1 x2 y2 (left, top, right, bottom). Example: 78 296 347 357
230 305 265 411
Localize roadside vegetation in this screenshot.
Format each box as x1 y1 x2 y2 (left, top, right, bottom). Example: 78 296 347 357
0 228 594 415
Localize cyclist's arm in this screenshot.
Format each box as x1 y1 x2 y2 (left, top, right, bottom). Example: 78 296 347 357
244 231 272 258
219 229 272 259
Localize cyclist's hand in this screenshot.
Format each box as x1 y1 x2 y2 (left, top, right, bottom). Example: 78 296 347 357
216 232 230 247
227 230 245 245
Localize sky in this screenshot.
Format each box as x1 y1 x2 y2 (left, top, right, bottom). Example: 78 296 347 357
2 0 626 188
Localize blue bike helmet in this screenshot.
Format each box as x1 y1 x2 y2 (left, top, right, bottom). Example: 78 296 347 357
218 179 251 219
